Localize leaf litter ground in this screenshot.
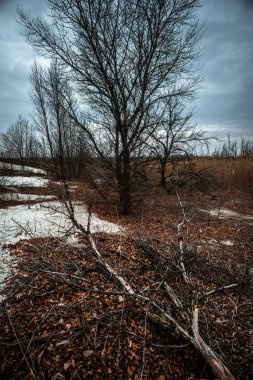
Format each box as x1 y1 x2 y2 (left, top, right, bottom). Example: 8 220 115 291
0 182 253 379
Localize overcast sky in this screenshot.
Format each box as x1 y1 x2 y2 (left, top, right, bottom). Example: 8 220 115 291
0 0 253 145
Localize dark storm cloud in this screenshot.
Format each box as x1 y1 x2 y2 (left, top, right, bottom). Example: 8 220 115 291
196 0 253 140
242 0 253 8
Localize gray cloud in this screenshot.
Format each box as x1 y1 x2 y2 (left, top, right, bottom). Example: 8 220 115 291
0 0 47 132
195 0 253 140
0 0 252 144
0 0 10 8
242 0 253 8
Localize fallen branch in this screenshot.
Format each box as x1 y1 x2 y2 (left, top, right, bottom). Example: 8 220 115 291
192 306 236 380
201 283 239 301
55 184 237 380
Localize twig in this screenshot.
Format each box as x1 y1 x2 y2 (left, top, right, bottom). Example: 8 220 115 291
22 305 55 362
201 283 239 301
140 309 148 380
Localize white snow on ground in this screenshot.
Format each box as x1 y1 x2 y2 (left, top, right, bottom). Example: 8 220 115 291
1 193 55 202
1 176 49 187
0 161 46 175
0 248 14 299
200 207 253 222
0 201 123 295
0 170 122 298
0 201 122 247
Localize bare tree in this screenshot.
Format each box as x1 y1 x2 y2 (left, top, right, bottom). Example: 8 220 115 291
30 62 55 160
147 97 208 187
18 0 203 214
0 116 40 162
30 61 89 179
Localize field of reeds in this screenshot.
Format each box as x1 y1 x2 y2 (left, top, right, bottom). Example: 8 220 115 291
145 153 253 200
195 156 253 196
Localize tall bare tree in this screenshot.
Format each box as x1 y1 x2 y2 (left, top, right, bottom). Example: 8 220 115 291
19 0 203 214
30 62 55 160
30 62 88 179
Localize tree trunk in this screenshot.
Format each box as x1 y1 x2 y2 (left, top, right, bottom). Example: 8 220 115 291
120 185 132 216
159 158 167 187
120 148 132 215
116 129 132 216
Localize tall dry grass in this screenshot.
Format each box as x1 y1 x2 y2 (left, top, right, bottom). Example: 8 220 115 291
146 155 253 197
196 156 253 196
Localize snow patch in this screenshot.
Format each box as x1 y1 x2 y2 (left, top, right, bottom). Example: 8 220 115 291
0 193 55 202
0 172 122 298
1 176 49 187
0 201 123 297
0 161 46 175
0 201 122 247
0 247 14 301
200 207 253 222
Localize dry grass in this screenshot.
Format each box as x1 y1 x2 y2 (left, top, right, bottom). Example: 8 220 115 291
145 156 253 196
195 156 253 196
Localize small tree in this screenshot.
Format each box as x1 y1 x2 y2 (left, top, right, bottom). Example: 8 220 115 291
147 97 207 187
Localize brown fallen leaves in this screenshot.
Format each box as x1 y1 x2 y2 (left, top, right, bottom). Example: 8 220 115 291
0 187 252 379
0 237 210 380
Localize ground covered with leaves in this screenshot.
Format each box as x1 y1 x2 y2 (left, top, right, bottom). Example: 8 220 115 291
0 184 253 379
